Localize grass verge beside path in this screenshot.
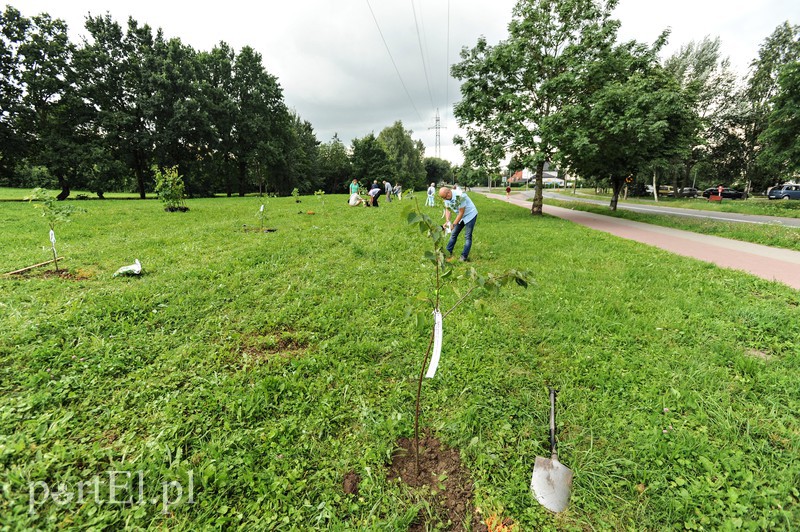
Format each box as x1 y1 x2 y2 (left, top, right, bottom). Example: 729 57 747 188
542 188 800 218
543 197 800 252
1 192 799 529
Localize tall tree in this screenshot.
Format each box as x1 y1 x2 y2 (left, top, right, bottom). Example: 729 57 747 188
17 14 107 200
376 120 426 190
0 6 28 180
452 0 621 215
196 42 237 196
318 134 352 193
230 46 288 196
275 112 320 194
757 61 800 180
75 15 160 198
351 133 390 185
663 37 736 195
550 41 694 210
423 157 453 188
742 22 800 192
148 34 208 193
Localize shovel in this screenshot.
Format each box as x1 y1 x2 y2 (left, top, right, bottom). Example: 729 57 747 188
530 387 573 513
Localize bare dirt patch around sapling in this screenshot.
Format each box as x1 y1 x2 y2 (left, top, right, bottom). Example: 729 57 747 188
387 434 488 531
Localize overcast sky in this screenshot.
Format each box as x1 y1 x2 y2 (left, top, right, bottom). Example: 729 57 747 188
16 0 800 165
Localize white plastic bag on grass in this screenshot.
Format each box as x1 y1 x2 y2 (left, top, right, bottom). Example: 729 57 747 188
114 259 142 277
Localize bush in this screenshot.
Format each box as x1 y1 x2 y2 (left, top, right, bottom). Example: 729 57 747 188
153 166 188 212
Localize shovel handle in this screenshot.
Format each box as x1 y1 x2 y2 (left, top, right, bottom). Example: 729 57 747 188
549 387 558 458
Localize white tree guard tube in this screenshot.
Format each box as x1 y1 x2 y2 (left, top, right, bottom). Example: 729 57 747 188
425 309 443 378
49 229 57 255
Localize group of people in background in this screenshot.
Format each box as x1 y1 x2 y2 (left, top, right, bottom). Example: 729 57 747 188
347 179 403 207
347 178 478 263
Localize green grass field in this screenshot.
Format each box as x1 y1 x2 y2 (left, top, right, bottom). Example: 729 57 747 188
1 190 799 529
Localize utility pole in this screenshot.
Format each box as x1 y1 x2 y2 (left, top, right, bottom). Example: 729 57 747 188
428 109 446 159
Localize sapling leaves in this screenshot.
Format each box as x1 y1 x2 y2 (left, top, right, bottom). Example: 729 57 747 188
403 196 531 475
153 166 187 211
26 188 84 271
406 211 424 225
26 188 82 230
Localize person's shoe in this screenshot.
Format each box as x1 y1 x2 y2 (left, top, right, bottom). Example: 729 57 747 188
458 256 468 262
446 256 455 263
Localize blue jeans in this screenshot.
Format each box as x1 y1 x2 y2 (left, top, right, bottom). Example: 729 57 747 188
447 215 477 260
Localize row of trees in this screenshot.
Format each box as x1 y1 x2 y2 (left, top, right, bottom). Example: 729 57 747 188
0 7 450 199
452 0 799 211
322 126 456 195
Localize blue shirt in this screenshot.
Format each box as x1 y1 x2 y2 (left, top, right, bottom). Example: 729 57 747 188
443 190 478 224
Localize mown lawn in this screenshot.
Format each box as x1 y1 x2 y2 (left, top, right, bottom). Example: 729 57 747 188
1 191 799 530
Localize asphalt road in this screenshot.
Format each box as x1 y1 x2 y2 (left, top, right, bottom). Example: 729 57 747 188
477 190 800 291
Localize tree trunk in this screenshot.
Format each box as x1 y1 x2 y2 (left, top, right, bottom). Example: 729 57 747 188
530 160 545 216
56 175 70 201
238 160 248 197
652 170 659 202
134 154 147 199
610 177 624 211
679 165 691 197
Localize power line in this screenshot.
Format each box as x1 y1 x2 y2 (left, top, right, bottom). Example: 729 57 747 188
366 0 454 159
445 0 450 129
365 0 422 121
410 0 435 109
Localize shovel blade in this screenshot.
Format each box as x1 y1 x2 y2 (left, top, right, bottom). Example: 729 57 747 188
531 456 573 513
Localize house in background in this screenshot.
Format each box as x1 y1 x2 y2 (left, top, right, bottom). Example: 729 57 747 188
506 163 568 187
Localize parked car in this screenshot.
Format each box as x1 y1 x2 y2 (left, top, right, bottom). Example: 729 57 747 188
678 187 699 198
644 185 674 196
702 187 744 199
767 184 800 200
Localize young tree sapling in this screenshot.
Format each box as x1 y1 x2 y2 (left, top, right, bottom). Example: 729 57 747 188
404 198 531 475
153 166 188 212
26 188 82 272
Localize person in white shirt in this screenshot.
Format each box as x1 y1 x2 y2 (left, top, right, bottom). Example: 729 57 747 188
426 183 436 207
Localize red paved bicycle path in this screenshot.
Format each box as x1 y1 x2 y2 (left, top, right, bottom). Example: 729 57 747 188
482 192 800 291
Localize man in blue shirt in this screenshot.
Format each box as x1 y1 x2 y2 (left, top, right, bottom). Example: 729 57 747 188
438 186 478 262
